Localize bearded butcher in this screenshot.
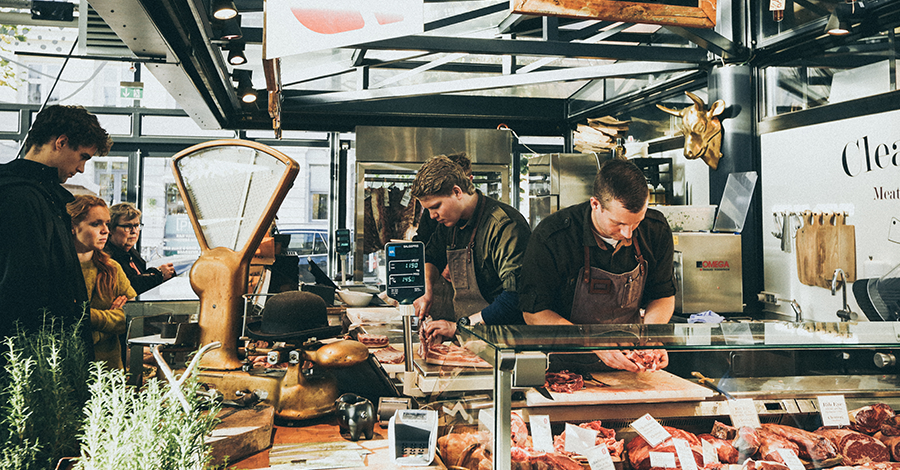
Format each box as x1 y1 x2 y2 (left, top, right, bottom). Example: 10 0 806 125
519 158 675 372
412 155 531 346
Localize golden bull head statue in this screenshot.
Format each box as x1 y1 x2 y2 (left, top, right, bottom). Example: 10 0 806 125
657 91 726 170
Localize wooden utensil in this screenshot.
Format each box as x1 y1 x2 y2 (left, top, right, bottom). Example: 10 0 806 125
816 212 838 288
834 212 857 283
795 210 818 286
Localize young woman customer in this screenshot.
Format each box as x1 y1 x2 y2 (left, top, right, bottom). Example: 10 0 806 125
68 195 136 369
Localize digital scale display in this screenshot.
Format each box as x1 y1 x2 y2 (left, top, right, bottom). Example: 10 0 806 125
385 241 424 304
335 228 351 254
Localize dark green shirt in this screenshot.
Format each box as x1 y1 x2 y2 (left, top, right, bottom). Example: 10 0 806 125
424 191 531 306
519 201 675 320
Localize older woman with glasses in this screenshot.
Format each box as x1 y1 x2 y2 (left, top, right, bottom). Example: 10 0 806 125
105 202 175 295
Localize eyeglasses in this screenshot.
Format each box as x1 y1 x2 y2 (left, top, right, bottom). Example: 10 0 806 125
118 223 143 231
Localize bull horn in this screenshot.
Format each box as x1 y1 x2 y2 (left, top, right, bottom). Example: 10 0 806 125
685 91 706 109
656 103 682 117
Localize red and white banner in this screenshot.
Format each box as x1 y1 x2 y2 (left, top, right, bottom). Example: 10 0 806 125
265 0 424 59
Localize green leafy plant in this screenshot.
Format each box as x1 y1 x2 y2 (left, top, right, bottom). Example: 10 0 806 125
0 314 90 470
75 356 222 470
0 24 29 90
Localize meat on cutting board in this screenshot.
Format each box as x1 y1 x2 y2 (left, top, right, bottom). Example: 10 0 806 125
420 343 491 368
699 433 739 464
544 370 585 393
627 426 703 470
815 427 890 465
760 423 839 462
625 349 667 371
356 332 389 348
372 345 404 364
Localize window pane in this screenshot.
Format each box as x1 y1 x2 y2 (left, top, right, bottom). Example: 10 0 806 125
311 193 328 220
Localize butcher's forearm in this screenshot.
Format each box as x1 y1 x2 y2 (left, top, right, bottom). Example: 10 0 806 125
524 309 573 325
643 296 674 324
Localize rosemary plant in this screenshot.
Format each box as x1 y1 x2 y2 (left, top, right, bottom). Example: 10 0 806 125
75 354 222 470
0 314 90 470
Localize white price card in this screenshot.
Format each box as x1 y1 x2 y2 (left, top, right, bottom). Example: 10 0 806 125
702 438 720 465
777 448 806 470
529 415 554 453
566 423 600 455
650 452 677 468
586 444 616 470
728 398 761 429
673 438 699 470
632 414 671 448
818 395 851 427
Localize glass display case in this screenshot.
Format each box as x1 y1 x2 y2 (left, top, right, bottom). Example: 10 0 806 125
452 321 900 470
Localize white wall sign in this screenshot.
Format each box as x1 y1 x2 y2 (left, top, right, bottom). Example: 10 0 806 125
265 0 424 59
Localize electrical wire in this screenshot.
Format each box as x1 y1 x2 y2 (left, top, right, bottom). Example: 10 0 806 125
496 123 540 154
16 36 78 159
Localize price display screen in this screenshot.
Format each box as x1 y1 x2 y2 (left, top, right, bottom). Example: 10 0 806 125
385 241 425 304
335 229 351 254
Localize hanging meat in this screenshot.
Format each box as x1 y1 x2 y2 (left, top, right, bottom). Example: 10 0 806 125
362 190 381 254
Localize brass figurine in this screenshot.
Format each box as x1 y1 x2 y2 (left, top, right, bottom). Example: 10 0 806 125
657 91 726 170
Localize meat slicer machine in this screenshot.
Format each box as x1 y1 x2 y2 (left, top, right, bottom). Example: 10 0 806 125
169 140 367 420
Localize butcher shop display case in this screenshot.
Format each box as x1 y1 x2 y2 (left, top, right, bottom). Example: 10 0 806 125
441 321 900 470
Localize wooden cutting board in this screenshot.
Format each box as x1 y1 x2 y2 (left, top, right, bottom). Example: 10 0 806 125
816 212 856 288
816 212 838 288
795 211 818 286
525 370 714 407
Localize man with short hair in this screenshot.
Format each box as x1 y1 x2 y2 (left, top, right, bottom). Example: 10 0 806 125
411 155 531 346
0 105 112 354
519 158 675 372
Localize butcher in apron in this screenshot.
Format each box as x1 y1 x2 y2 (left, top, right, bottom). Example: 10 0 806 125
518 159 677 372
409 155 532 348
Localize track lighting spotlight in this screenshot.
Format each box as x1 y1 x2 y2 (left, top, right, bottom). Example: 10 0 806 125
826 11 850 35
212 0 238 20
227 43 247 66
232 69 256 104
217 15 242 41
825 0 866 36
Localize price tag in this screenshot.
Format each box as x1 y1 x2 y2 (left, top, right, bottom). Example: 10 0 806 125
818 395 851 427
632 414 671 448
565 423 599 455
729 399 761 429
401 187 412 207
586 444 616 470
649 452 677 468
529 415 554 453
777 448 806 470
702 439 719 465
673 438 699 470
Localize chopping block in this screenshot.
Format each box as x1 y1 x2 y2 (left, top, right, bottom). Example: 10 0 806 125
207 404 275 466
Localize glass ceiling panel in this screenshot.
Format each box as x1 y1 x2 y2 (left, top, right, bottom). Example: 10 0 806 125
453 80 589 99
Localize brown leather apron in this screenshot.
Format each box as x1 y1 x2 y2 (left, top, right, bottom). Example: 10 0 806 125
570 232 648 324
447 199 490 318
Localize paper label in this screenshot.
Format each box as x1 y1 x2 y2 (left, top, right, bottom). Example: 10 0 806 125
566 423 600 455
401 187 412 207
632 414 671 448
586 444 616 470
729 398 761 429
702 438 720 465
777 448 806 470
529 415 554 453
650 452 677 468
674 439 699 470
818 395 851 427
769 0 785 10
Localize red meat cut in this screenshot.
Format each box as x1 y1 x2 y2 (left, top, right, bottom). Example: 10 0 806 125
553 420 624 459
627 426 703 470
373 345 404 364
851 404 896 435
544 371 585 393
698 433 739 464
420 343 491 368
756 428 800 463
760 423 839 462
356 332 389 348
742 459 792 470
733 426 761 462
711 421 738 440
511 446 583 470
624 349 666 371
875 433 900 461
815 427 890 465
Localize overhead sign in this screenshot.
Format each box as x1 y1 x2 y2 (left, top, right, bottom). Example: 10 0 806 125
265 0 424 59
119 81 143 99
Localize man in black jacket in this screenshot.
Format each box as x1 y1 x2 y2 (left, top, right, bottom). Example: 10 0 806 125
0 105 112 355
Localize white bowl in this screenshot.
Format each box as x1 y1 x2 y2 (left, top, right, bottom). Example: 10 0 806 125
338 290 374 307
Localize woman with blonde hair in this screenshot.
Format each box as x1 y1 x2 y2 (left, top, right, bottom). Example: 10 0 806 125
68 195 136 369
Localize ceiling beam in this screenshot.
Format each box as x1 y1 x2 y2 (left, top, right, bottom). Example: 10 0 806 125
665 26 748 61
286 61 697 106
349 35 709 63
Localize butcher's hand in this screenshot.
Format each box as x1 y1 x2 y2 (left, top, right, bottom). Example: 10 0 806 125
157 262 176 281
413 292 433 320
650 349 669 370
422 319 457 348
594 349 643 373
110 295 128 310
441 265 452 283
